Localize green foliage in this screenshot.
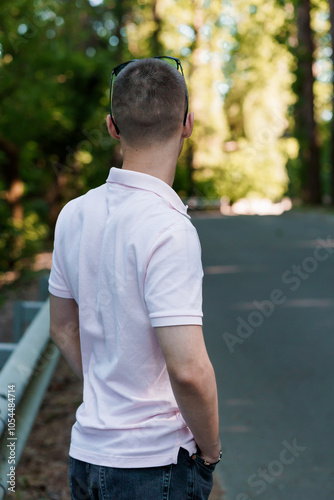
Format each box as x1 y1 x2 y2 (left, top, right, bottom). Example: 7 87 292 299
0 201 12 272
13 212 49 260
194 138 291 203
0 0 332 272
0 205 48 273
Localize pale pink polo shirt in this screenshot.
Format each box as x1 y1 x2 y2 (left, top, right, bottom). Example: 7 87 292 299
48 167 203 468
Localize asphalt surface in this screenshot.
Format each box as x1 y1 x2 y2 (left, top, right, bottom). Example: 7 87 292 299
192 211 334 500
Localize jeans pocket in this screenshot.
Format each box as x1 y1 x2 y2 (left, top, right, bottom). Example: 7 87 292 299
190 453 214 500
192 454 216 473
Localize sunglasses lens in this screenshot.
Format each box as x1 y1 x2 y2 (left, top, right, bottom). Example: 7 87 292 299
157 56 181 72
161 57 177 67
114 62 130 76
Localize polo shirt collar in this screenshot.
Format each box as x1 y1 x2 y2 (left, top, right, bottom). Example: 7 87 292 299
106 167 190 219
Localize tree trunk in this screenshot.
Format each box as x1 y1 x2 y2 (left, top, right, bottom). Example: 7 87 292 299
0 135 24 265
152 0 163 55
295 0 322 204
328 0 334 205
185 0 204 198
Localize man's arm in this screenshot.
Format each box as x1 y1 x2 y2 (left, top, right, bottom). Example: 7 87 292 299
49 294 83 380
155 324 221 464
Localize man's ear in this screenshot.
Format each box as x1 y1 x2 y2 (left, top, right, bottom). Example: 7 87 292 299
182 111 194 139
106 114 120 140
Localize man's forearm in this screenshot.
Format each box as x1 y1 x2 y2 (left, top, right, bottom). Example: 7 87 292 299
169 363 221 462
50 330 83 380
49 295 83 380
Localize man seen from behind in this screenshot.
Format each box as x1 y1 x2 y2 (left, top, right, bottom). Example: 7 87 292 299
49 56 221 500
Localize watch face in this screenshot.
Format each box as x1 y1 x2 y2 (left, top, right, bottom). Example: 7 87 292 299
213 451 223 465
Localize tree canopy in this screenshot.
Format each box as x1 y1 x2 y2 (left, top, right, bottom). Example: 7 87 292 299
0 0 333 272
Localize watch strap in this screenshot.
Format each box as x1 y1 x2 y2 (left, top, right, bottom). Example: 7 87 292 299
203 450 223 466
191 449 223 466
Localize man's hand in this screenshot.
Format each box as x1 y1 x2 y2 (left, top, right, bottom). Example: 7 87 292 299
155 324 220 460
198 445 222 465
49 294 83 380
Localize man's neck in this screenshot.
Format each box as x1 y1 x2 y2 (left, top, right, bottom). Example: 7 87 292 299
120 138 183 187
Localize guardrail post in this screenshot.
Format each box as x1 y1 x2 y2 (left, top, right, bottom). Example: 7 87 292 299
0 300 61 497
0 345 16 370
13 302 44 342
38 274 50 302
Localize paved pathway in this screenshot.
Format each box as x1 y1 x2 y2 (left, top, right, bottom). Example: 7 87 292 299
193 211 334 500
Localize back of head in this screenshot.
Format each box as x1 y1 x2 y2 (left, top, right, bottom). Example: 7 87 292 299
112 58 188 148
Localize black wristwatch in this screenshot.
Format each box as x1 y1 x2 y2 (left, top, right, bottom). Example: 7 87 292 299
202 450 223 466
192 449 223 466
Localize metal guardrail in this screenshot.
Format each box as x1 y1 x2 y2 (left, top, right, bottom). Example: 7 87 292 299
0 277 60 497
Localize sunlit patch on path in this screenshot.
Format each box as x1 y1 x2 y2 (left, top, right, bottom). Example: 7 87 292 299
204 265 267 274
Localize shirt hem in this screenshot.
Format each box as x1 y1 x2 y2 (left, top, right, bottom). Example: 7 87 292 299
69 441 197 468
151 316 203 327
48 283 73 299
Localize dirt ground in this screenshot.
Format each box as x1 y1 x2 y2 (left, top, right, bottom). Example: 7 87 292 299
0 257 225 499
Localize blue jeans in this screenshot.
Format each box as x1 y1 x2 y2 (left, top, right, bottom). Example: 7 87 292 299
69 447 215 499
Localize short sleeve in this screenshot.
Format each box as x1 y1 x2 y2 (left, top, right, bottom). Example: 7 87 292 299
48 209 73 299
144 221 203 327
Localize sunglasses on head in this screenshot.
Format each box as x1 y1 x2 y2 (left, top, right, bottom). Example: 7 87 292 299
109 55 189 135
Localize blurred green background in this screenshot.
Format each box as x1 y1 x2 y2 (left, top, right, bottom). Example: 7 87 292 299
0 0 333 274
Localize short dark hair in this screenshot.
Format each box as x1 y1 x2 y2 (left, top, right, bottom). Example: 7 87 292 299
112 58 188 147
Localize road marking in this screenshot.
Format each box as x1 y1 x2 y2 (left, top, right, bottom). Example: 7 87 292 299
204 265 267 274
231 298 334 309
292 239 334 248
283 298 334 308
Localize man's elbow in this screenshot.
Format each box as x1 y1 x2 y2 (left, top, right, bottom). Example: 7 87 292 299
167 359 215 389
